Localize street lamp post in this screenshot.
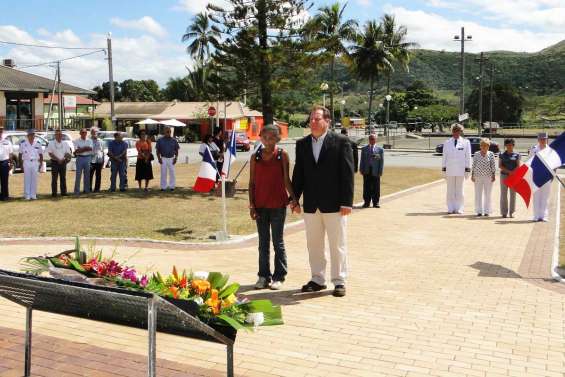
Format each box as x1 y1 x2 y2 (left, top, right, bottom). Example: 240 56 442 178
385 94 392 145
453 27 472 118
320 82 329 108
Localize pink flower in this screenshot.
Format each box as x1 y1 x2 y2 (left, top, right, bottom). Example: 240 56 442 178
140 275 148 288
121 267 137 283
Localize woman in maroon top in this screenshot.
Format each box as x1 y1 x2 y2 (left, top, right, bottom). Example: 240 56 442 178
249 124 299 290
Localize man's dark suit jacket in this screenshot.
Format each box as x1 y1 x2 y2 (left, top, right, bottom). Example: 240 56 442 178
292 131 354 213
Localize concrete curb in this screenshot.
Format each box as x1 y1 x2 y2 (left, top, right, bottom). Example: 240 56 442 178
0 179 444 249
551 180 565 284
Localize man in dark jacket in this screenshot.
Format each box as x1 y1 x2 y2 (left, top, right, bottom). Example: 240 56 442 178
292 105 354 297
340 128 358 172
359 133 384 208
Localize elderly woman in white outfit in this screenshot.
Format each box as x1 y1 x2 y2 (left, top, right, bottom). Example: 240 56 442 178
442 123 472 214
471 138 496 216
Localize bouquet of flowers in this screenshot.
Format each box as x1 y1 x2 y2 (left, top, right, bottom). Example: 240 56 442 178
21 238 282 331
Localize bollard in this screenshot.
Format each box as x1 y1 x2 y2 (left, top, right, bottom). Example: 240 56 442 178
184 156 189 164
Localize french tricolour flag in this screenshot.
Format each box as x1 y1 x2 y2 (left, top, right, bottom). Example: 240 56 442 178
221 130 236 178
193 146 218 193
504 132 565 207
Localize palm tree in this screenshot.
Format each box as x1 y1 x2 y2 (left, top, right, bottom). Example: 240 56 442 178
348 21 393 122
305 2 357 125
182 12 221 64
381 14 417 101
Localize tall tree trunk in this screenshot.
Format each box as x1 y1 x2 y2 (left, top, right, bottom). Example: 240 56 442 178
329 56 335 127
386 72 391 95
368 74 374 122
256 0 274 125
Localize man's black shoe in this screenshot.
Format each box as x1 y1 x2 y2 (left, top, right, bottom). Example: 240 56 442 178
373 204 380 208
333 285 346 297
301 281 327 293
362 203 370 208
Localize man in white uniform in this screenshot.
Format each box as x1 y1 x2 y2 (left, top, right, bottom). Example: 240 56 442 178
530 132 551 222
18 129 43 200
0 126 13 200
442 123 472 214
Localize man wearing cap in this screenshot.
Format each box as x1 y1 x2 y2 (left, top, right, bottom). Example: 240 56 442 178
156 126 179 191
0 126 13 200
529 133 551 221
18 129 44 200
73 128 93 195
442 123 472 214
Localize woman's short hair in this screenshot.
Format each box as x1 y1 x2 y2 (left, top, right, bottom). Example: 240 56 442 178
480 137 491 146
450 123 464 133
139 129 147 135
260 124 281 141
504 138 515 146
203 134 213 142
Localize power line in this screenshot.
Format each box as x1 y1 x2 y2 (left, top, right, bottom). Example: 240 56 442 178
0 39 105 50
17 49 106 69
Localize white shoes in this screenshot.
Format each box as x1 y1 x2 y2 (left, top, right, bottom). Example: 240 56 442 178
254 277 269 289
270 281 283 290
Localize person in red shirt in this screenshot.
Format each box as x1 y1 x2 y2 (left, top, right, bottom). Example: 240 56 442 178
248 124 299 290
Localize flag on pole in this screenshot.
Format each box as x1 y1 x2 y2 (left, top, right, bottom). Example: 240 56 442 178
193 146 218 193
504 132 565 207
221 130 237 178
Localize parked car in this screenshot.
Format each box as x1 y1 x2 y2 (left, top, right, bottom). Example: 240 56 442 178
2 131 49 171
39 131 75 155
435 137 500 155
102 138 139 167
234 131 250 151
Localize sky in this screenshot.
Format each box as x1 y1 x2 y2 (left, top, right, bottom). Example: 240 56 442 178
0 0 563 90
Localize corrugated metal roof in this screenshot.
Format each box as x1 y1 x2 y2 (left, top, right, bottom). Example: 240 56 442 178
45 94 101 105
0 65 94 95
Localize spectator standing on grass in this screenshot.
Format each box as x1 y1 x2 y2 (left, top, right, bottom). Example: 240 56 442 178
73 128 93 195
442 123 472 214
359 133 384 208
499 138 521 218
135 129 154 191
0 126 13 201
213 128 225 174
471 138 496 217
249 124 297 291
19 129 43 200
90 128 104 193
530 132 551 222
46 129 72 197
107 132 128 192
292 105 354 298
156 127 179 191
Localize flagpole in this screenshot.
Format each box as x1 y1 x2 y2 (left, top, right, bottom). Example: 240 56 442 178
220 175 228 240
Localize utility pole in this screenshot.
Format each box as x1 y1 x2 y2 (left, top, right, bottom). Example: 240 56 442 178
475 52 489 135
489 64 495 126
57 61 63 130
453 27 472 118
107 33 115 128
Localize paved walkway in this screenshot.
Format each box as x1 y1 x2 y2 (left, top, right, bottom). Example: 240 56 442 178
1 179 564 377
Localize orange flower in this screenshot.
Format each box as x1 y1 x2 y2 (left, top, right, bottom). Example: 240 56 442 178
179 276 188 289
205 289 221 315
191 279 211 295
169 286 179 299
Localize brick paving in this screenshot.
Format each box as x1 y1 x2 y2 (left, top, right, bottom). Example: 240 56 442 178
1 179 564 377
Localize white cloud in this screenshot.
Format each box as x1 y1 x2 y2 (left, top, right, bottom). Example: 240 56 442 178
110 16 167 38
426 0 458 9
356 0 371 7
0 25 189 89
382 5 564 53
174 0 230 14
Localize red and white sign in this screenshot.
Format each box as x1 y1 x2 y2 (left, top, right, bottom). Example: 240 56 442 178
208 106 216 117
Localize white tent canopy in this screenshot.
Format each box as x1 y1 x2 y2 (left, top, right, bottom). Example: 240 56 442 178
160 119 186 127
135 118 160 125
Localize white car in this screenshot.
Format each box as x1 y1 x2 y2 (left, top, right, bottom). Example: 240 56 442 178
102 138 138 167
38 131 76 155
2 131 49 170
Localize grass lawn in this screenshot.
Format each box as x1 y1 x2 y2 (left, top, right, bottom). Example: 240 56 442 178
0 163 441 241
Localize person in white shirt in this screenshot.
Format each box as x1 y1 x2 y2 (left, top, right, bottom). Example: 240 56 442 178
90 127 105 192
73 128 93 195
442 123 472 214
0 126 14 200
530 132 551 221
18 129 43 200
471 138 496 216
46 129 72 197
